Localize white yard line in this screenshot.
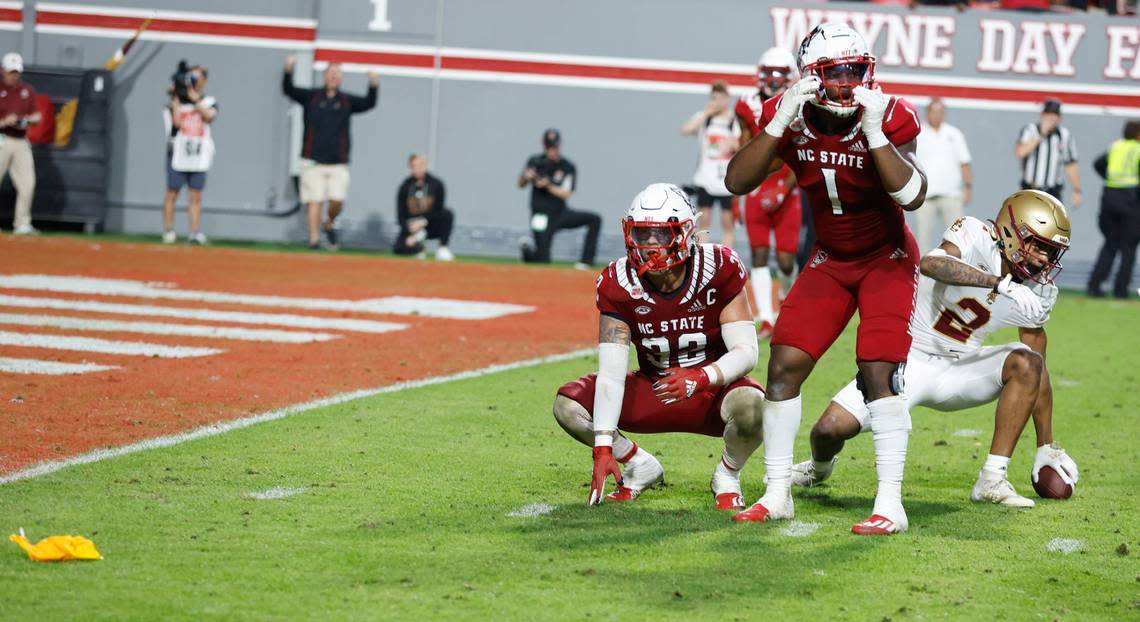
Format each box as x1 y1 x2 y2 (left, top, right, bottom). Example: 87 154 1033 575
0 330 222 358
506 503 556 517
780 522 821 537
0 274 535 320
0 294 408 334
0 313 337 343
0 347 594 485
1045 538 1083 554
0 357 118 375
243 487 307 500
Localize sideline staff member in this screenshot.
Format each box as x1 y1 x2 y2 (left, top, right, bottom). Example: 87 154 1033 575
0 52 41 235
283 55 378 250
1015 98 1081 209
517 128 600 269
394 153 454 260
1088 120 1140 299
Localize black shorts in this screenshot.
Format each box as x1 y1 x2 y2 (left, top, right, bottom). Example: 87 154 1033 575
694 188 734 211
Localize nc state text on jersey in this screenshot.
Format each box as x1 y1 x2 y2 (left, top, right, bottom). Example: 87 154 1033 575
638 315 706 335
795 149 866 169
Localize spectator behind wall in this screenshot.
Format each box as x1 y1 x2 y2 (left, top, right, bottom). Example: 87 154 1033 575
681 80 739 247
162 63 217 246
517 128 600 270
914 97 972 252
1087 119 1140 299
394 153 454 261
282 55 379 251
0 52 42 235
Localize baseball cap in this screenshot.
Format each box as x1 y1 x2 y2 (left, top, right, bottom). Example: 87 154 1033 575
542 128 561 148
2 52 22 73
1042 98 1062 114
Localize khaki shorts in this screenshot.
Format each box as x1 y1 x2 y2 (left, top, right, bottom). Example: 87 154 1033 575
299 161 350 203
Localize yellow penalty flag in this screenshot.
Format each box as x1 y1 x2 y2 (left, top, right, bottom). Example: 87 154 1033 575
9 528 102 562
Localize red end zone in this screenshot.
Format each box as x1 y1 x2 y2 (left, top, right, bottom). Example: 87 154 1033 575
0 237 598 474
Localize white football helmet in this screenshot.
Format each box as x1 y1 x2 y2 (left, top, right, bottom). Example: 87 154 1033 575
623 183 697 275
797 22 876 117
756 47 798 99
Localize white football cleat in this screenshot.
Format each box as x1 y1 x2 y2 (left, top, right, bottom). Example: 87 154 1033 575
971 474 1035 508
605 448 663 502
710 461 744 510
791 457 837 487
733 491 794 522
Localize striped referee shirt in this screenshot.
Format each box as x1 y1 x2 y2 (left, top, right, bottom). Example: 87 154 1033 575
1018 123 1078 190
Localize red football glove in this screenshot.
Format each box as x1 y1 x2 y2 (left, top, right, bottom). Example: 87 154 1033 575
758 185 786 211
652 367 712 404
588 446 623 506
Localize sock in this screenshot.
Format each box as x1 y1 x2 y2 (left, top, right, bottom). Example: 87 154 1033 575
614 437 636 463
868 396 910 515
761 395 802 498
751 267 774 322
981 453 1010 478
812 458 835 477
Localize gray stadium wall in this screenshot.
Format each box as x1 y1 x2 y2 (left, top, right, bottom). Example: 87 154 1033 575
4 1 1139 287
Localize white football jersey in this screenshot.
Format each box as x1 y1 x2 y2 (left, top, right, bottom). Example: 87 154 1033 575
909 216 1057 356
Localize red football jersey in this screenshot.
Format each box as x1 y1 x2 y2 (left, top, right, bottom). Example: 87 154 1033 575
759 95 921 259
738 92 799 208
596 244 747 374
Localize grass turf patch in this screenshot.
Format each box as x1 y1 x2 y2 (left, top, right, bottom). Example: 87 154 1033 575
0 295 1136 620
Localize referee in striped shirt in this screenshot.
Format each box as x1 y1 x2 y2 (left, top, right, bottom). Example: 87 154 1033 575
1015 98 1082 209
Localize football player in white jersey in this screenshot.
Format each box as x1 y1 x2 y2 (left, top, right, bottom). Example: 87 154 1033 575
790 190 1079 508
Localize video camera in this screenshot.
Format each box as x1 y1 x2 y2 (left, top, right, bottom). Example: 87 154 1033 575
171 60 199 104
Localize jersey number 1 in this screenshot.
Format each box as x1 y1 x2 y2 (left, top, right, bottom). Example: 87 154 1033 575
821 168 844 215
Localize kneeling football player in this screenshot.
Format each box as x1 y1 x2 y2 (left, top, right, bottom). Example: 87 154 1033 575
791 190 1079 507
555 183 765 509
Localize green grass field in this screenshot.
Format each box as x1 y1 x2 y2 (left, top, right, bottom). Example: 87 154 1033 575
1 293 1137 621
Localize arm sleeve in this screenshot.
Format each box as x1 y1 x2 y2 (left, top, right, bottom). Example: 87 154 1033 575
1093 152 1108 179
593 342 629 434
711 320 758 384
884 97 921 146
350 86 378 113
434 176 446 210
395 179 410 226
281 72 309 106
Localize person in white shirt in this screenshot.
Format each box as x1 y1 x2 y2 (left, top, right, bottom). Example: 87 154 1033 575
789 190 1079 515
915 98 972 252
161 64 217 245
681 80 740 247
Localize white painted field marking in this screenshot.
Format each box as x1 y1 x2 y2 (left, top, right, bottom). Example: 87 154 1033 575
1055 378 1080 388
780 522 820 537
244 487 306 500
0 275 535 320
0 357 118 375
0 347 594 485
507 503 556 517
0 313 337 343
1045 538 1083 554
952 429 981 438
0 295 408 334
0 330 222 358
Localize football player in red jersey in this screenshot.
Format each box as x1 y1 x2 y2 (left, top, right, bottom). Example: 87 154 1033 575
554 183 765 510
725 23 928 535
735 47 803 338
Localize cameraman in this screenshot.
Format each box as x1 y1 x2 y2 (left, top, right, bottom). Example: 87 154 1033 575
517 128 599 269
0 53 42 235
162 63 217 245
393 153 454 260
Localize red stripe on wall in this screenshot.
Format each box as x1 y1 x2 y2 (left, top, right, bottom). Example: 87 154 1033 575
881 81 1140 109
441 56 754 87
35 11 316 42
315 48 436 68
0 8 21 23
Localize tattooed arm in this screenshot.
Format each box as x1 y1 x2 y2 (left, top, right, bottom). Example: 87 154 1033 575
919 241 1000 289
599 313 632 345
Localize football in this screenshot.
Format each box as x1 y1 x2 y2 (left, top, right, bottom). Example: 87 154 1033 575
1033 466 1074 499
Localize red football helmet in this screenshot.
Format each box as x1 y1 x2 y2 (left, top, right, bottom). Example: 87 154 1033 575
623 183 698 275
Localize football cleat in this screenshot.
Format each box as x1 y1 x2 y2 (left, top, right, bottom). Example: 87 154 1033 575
162 231 176 244
757 320 774 340
710 461 744 510
604 449 663 502
791 457 838 487
971 474 1035 508
851 512 908 536
733 492 794 522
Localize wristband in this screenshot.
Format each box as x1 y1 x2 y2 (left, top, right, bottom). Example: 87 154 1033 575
763 119 787 139
888 168 922 205
594 434 614 447
864 129 890 150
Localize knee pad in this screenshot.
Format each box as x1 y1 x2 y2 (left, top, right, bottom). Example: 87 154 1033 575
855 363 906 403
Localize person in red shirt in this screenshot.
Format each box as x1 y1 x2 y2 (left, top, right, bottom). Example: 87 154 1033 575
726 23 928 535
0 52 42 235
554 183 764 511
735 47 803 338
